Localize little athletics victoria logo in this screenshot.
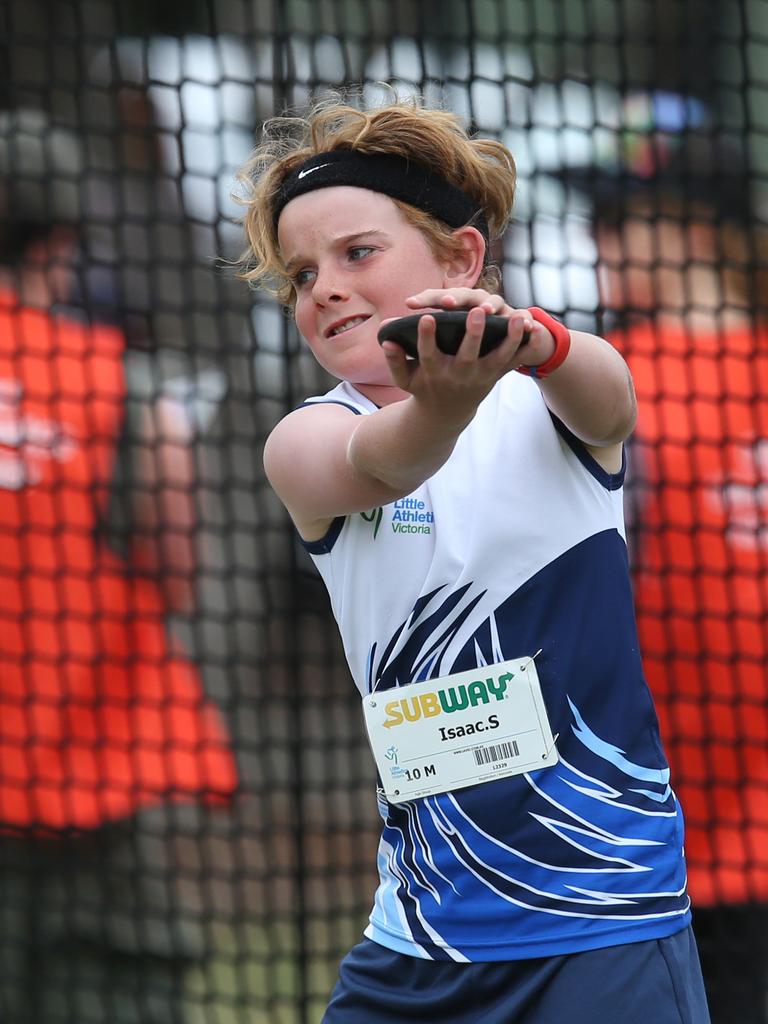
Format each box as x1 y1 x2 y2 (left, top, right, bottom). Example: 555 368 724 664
392 497 434 535
360 497 435 538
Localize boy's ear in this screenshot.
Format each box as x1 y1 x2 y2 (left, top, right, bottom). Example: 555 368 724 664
441 225 487 288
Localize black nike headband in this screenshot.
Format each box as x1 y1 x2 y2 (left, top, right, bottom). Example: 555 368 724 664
273 149 489 239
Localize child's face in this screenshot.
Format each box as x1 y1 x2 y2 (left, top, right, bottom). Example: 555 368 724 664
277 186 448 387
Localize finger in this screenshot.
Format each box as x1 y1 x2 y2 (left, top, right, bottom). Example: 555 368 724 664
511 315 534 343
480 300 514 316
381 341 415 387
489 314 533 365
511 315 535 354
406 289 514 317
380 340 409 365
405 289 453 310
478 295 519 316
405 288 486 310
414 313 439 362
455 306 486 361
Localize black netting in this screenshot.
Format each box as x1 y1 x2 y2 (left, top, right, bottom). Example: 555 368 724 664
0 1 766 1022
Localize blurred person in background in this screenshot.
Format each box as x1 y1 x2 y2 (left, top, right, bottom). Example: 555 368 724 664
0 108 238 1023
560 91 768 1024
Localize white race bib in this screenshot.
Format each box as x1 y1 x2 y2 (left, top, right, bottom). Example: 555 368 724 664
363 656 559 804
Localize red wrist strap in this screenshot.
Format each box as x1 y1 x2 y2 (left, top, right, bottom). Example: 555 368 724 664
516 307 571 379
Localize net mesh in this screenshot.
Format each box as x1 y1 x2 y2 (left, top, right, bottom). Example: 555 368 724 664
0 1 766 1021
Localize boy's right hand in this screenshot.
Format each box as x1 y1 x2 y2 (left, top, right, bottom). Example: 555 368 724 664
380 305 534 428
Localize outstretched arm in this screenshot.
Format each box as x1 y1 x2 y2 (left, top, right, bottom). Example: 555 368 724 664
535 328 637 448
266 291 636 540
406 289 637 470
264 306 532 540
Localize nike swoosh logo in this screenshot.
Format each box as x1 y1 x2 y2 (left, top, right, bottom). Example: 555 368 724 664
298 163 330 180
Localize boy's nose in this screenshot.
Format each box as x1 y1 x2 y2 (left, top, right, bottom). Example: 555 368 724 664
312 268 348 305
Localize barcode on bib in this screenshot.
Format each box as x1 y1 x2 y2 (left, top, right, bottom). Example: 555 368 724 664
474 740 519 766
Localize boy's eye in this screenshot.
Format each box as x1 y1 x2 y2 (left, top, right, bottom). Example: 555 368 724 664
293 268 317 287
348 246 374 261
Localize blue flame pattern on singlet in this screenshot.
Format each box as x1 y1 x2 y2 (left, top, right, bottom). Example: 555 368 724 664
301 378 691 961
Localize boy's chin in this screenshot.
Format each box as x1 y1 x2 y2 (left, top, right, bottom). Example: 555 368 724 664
348 367 398 390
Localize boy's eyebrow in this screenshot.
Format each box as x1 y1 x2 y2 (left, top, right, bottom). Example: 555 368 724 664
283 230 389 273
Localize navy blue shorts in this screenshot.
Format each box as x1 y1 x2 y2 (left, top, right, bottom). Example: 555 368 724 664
323 927 710 1024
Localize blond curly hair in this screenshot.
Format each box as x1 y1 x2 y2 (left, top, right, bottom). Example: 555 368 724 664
235 95 516 305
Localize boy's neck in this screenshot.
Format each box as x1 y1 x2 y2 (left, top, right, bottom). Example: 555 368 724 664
352 381 410 407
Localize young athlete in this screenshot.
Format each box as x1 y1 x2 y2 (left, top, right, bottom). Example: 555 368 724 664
237 97 710 1023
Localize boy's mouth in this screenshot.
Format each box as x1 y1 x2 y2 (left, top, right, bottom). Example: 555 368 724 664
325 315 371 339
